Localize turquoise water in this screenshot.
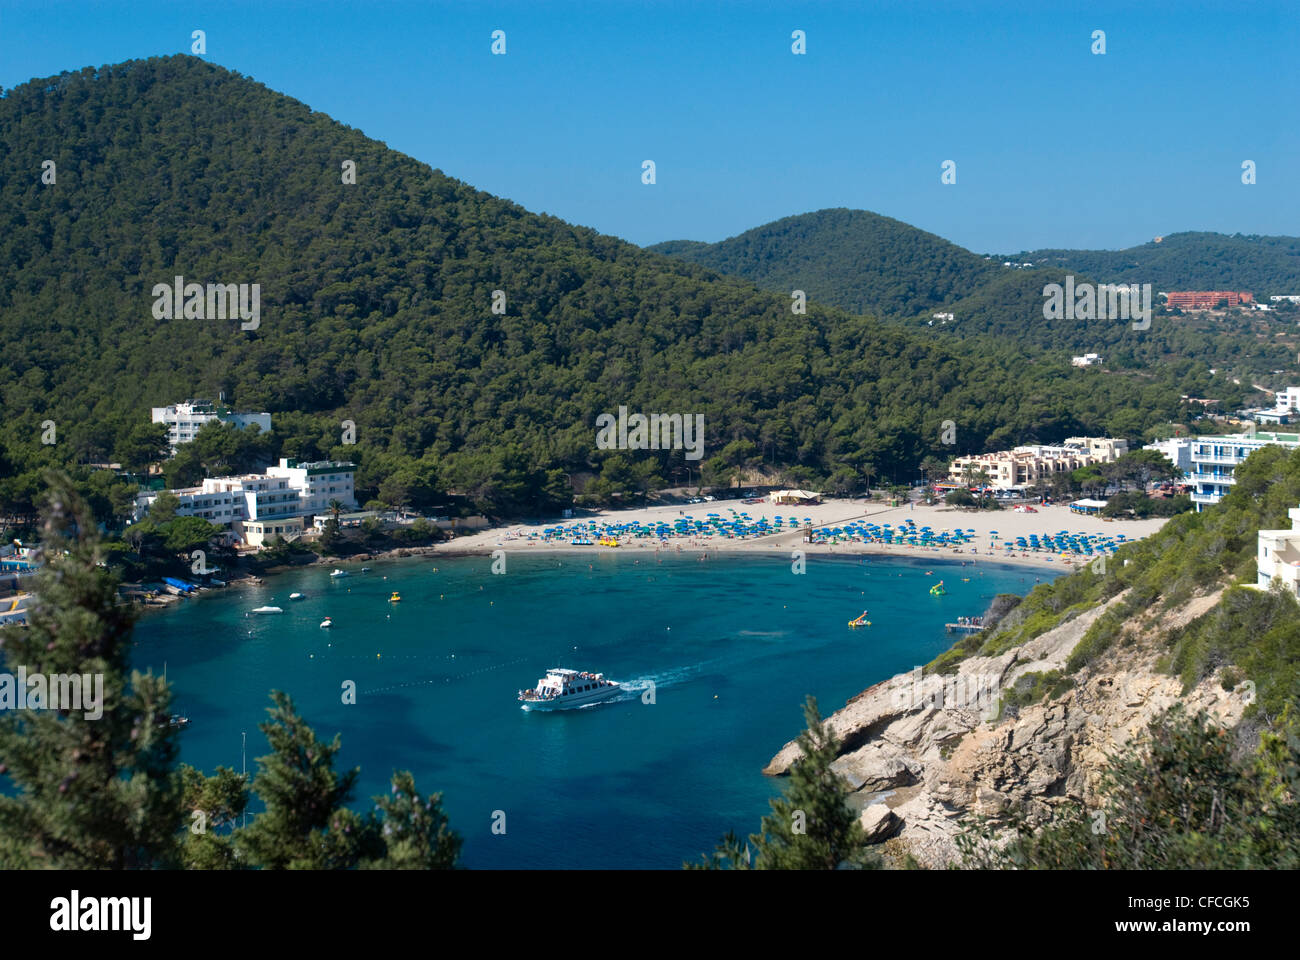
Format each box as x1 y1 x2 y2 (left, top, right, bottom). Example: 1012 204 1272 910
130 551 1055 868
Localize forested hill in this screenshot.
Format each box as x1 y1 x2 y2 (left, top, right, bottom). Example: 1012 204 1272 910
1011 232 1300 293
0 57 1223 517
646 208 999 318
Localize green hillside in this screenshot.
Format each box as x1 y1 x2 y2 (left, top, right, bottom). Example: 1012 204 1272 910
652 211 1300 384
0 57 1230 520
1012 232 1300 294
647 208 999 318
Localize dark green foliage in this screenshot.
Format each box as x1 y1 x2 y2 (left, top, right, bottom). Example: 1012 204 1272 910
997 670 1074 719
1165 584 1300 719
0 473 183 868
0 58 1230 520
233 690 374 869
688 696 879 869
1011 232 1300 293
363 770 462 870
232 691 462 870
960 706 1300 869
1101 491 1192 518
649 207 998 317
0 477 460 869
655 212 1298 389
180 764 249 870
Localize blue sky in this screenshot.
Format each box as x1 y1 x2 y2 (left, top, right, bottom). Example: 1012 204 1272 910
3 0 1296 253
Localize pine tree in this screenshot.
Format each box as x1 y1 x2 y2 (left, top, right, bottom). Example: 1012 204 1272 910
0 471 183 868
690 696 879 869
234 690 379 869
180 764 249 869
363 770 462 869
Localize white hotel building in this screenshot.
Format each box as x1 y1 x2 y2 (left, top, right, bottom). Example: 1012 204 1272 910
1189 432 1300 511
134 459 357 547
152 399 272 455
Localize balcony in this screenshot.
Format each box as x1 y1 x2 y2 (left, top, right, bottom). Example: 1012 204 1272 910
1191 491 1221 505
1189 472 1235 484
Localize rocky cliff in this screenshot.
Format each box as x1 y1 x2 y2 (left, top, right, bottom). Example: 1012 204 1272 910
764 587 1254 867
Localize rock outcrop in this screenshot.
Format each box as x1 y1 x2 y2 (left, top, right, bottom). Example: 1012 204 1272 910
765 588 1251 867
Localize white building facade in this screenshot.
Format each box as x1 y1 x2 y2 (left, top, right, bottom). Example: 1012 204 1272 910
265 459 358 516
1255 506 1300 596
1143 437 1193 476
151 399 272 455
133 460 357 547
1189 432 1300 511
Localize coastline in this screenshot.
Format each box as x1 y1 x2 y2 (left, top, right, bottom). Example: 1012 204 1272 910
124 499 1167 615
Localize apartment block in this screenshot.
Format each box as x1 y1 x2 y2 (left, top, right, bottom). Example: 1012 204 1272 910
151 399 272 455
1189 432 1300 511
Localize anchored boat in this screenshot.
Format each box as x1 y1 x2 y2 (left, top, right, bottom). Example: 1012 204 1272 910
519 667 623 711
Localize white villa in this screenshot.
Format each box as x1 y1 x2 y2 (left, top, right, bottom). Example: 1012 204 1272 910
1255 506 1300 597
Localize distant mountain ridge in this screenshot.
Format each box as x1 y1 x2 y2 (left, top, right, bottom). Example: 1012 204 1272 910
0 55 1226 519
646 208 999 318
650 216 1300 318
1008 232 1300 293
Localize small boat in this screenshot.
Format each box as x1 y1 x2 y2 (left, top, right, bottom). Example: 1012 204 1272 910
250 605 283 615
519 667 623 711
289 592 305 601
848 610 871 627
168 715 191 727
320 617 333 629
330 569 348 578
389 592 401 603
361 567 371 572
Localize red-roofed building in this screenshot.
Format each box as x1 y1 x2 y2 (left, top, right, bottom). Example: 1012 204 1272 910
1165 291 1254 310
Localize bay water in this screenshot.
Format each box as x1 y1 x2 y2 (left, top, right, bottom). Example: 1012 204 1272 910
130 551 1055 868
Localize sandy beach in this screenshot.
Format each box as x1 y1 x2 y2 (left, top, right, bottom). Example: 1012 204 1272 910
444 499 1168 572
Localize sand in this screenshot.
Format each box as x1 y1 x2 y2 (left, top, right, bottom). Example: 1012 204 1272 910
443 499 1169 572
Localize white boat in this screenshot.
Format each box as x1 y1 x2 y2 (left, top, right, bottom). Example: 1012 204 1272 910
319 617 332 629
250 605 283 615
329 569 348 578
289 592 304 601
519 667 623 711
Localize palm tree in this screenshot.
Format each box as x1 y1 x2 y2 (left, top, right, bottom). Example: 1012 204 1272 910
328 499 343 521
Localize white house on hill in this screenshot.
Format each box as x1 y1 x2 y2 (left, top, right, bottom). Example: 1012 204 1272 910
1255 506 1300 597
